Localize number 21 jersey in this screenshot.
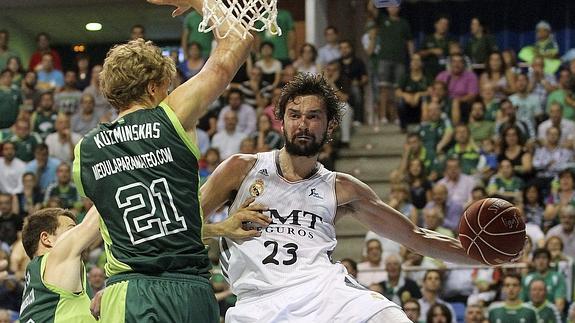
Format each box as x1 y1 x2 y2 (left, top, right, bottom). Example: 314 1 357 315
222 151 338 299
73 103 210 277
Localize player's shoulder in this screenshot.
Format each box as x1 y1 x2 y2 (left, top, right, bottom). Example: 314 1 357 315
220 153 258 174
334 172 372 202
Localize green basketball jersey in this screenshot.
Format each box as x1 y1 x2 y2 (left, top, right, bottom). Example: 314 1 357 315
19 254 95 323
488 302 538 323
529 301 562 323
32 111 58 140
73 103 210 278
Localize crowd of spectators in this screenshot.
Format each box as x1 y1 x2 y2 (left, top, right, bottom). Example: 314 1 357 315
351 3 575 323
1 3 575 323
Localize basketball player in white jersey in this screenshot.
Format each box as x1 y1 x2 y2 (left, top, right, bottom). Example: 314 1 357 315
200 73 482 322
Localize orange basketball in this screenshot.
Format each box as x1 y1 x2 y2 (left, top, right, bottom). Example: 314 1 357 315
458 198 526 265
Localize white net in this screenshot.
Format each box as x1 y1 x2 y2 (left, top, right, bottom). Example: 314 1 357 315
198 0 281 39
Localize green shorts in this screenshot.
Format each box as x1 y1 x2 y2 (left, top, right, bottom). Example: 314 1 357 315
100 273 219 323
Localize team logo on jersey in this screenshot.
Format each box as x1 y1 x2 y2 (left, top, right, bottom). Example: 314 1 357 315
258 169 269 176
309 188 323 199
250 179 265 197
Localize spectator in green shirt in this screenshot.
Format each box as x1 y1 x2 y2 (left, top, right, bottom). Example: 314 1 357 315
547 69 575 120
528 277 563 323
419 101 453 155
487 159 524 202
0 30 20 71
0 69 21 129
7 118 42 163
257 9 295 65
396 54 431 131
465 17 498 66
181 10 214 59
447 124 481 175
488 273 538 323
468 100 494 143
419 15 452 80
534 21 559 60
367 5 414 125
522 248 567 314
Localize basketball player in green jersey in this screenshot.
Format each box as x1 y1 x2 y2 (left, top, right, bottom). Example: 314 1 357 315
72 0 268 322
19 207 101 323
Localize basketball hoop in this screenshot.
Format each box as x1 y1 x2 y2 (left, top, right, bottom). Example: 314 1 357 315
199 0 281 39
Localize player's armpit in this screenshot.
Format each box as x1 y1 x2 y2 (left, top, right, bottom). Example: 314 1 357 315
43 207 102 292
200 154 257 219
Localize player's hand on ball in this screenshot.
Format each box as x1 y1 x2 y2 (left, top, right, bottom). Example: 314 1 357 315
224 197 270 239
90 289 104 320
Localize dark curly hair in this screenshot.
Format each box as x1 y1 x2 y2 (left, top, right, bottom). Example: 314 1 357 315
275 73 344 126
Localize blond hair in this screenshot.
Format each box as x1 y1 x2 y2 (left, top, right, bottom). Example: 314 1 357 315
100 39 175 110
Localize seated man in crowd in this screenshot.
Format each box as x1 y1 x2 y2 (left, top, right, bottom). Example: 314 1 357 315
495 99 536 145
418 270 456 323
487 159 524 203
419 101 453 154
25 143 60 194
216 89 256 134
533 126 573 192
437 158 475 217
546 68 575 119
211 110 248 160
435 53 479 123
357 239 387 287
527 278 562 323
509 73 544 127
422 207 453 238
488 273 537 323
446 124 482 176
378 254 421 306
464 303 486 323
402 299 421 323
398 132 439 179
43 163 80 210
424 183 464 234
468 100 495 143
538 102 575 148
521 248 567 314
545 204 575 259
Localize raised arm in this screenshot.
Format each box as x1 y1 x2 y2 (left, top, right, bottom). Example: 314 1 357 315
336 173 481 265
150 0 254 131
44 206 101 293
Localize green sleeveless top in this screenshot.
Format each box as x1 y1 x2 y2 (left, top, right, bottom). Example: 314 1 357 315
73 103 210 278
19 254 95 323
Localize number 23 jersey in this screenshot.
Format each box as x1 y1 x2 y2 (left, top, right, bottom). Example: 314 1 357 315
222 151 339 298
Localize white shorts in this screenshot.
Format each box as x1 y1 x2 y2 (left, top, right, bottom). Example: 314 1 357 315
225 271 401 323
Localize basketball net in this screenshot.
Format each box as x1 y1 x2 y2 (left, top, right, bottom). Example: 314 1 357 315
199 0 282 39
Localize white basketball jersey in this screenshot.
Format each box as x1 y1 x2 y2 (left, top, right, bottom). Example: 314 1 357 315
221 151 339 299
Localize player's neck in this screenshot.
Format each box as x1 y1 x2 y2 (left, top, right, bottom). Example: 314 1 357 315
277 148 319 181
118 104 147 118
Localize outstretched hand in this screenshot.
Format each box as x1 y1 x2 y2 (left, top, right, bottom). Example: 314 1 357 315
90 289 104 320
220 197 270 239
146 0 198 17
